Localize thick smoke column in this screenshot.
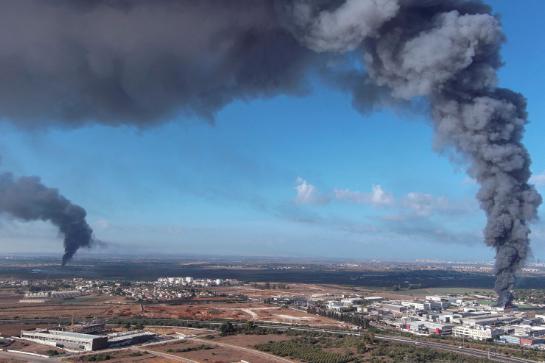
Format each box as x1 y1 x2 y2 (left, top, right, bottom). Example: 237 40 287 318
0 173 93 265
0 0 540 303
290 0 542 306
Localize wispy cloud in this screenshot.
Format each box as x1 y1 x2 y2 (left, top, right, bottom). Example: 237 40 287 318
295 177 394 207
334 184 394 206
294 177 474 217
402 192 455 216
295 177 329 205
530 171 545 187
288 177 481 246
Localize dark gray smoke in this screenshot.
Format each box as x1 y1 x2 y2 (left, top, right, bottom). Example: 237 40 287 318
0 0 314 125
0 173 93 265
0 0 540 304
285 0 542 307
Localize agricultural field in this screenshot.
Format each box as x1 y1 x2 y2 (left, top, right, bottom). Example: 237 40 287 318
254 333 489 363
147 338 284 363
66 349 177 362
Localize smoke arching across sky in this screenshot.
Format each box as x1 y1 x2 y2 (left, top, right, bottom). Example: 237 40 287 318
0 0 541 305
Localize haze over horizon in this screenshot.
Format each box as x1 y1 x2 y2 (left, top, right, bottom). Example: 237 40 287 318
0 0 544 264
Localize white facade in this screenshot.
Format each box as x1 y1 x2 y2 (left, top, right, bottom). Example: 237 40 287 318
20 330 107 351
513 325 545 337
452 326 502 341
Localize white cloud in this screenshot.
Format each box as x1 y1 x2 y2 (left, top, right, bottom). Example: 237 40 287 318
402 192 473 216
295 177 322 204
530 171 545 187
294 178 473 217
334 184 394 206
370 185 394 205
404 192 444 216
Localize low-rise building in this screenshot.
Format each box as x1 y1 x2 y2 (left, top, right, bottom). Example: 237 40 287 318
513 325 545 337
107 331 156 347
67 322 105 334
499 335 521 345
20 329 108 351
363 296 384 303
380 303 407 313
452 326 502 341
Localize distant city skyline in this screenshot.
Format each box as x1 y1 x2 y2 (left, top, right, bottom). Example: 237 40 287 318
0 0 544 262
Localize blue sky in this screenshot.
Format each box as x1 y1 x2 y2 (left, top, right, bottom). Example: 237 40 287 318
0 0 544 261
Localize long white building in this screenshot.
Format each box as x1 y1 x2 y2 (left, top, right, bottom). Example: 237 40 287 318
20 329 108 351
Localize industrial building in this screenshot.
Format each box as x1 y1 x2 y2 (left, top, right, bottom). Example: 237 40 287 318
67 321 106 334
452 326 503 341
513 324 545 337
20 329 108 351
460 314 519 328
380 303 407 315
399 319 453 336
107 331 156 347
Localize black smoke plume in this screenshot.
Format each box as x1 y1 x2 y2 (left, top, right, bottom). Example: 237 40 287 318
0 173 93 265
0 0 540 303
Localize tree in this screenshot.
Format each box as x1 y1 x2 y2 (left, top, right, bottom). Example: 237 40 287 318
220 322 236 335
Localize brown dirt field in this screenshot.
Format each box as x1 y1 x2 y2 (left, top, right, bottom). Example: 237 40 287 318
0 357 26 363
141 302 344 327
149 339 281 363
0 323 52 337
0 296 141 320
216 283 365 299
142 303 252 320
214 283 416 306
0 295 21 306
6 339 64 356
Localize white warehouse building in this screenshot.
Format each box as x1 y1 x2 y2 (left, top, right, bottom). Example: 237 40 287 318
20 329 108 351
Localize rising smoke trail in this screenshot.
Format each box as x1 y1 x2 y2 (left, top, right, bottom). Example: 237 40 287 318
291 0 542 306
0 173 93 265
0 0 540 303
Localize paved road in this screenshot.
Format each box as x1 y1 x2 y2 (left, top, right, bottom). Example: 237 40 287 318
0 350 61 363
187 337 295 363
